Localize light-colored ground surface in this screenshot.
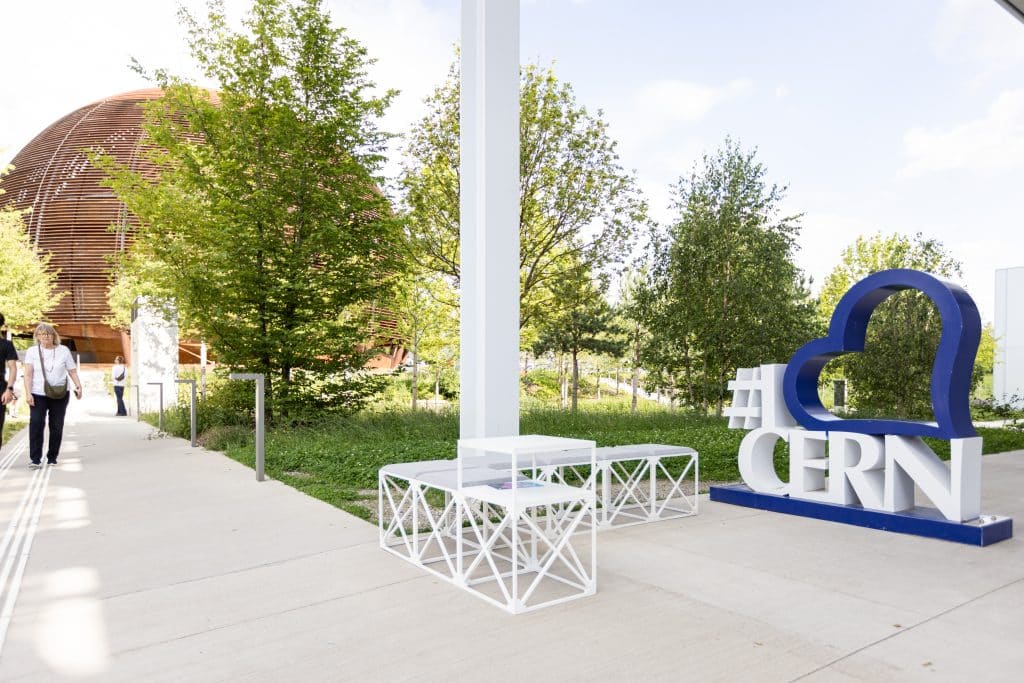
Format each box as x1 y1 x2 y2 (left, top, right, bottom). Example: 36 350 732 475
1 393 1022 681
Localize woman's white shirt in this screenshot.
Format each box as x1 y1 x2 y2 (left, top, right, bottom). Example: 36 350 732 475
25 344 75 395
111 363 128 387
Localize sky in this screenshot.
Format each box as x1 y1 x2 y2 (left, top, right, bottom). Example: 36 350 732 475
1 0 1022 323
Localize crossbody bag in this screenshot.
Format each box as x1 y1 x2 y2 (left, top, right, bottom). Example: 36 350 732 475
37 343 69 400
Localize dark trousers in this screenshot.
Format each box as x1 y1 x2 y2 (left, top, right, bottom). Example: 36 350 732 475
29 393 70 464
0 401 6 448
114 385 127 415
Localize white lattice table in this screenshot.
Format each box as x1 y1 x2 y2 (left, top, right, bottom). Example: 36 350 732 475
379 435 597 614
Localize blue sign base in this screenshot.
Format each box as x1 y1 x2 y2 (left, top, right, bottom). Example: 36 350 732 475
709 484 1012 546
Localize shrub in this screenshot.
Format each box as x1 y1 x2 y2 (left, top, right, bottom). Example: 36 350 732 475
198 424 253 451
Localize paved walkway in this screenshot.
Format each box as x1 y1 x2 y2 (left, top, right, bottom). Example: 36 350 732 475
0 395 1023 681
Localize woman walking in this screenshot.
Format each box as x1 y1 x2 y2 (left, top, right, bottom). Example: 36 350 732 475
23 323 83 467
111 355 128 416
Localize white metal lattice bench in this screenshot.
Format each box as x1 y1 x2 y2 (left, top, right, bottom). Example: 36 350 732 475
519 444 699 529
379 438 699 613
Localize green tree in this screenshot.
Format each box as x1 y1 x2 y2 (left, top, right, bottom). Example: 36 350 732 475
0 168 61 328
618 264 660 414
94 0 404 417
977 322 996 382
401 59 648 329
817 232 983 418
103 254 174 332
653 138 816 415
532 265 625 412
393 271 458 409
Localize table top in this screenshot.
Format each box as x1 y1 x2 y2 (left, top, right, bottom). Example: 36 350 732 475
457 434 596 456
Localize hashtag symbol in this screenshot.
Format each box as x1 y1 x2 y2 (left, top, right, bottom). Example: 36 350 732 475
725 367 763 429
724 364 796 430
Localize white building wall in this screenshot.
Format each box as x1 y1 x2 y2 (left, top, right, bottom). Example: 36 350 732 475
130 298 179 413
994 267 1024 408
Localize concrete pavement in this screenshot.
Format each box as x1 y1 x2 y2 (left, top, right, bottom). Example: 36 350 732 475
1 393 1023 681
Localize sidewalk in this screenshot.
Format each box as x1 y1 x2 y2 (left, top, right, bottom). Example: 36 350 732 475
1 395 1023 681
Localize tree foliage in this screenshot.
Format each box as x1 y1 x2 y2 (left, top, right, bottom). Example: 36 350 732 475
0 168 61 328
646 138 816 414
94 0 404 417
817 232 987 418
400 59 648 329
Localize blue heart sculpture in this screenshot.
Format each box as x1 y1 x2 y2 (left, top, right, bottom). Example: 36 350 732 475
782 268 981 439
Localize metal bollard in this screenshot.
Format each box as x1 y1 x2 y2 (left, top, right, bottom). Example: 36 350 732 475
200 341 208 402
175 379 198 447
228 373 265 482
148 382 164 432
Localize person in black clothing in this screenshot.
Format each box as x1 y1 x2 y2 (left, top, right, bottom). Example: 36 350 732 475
0 313 20 448
111 355 128 416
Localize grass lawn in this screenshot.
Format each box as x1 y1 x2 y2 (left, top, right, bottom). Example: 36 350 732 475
2 414 27 444
150 402 1024 523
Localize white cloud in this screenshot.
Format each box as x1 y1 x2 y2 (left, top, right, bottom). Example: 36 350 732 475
0 1 455 169
324 1 457 181
949 237 1010 324
596 77 752 156
899 89 1024 177
0 0 254 168
790 210 874 293
600 78 753 218
630 78 753 130
326 0 456 133
932 0 1024 75
791 208 1008 323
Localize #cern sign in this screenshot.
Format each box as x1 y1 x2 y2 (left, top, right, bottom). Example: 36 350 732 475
710 269 1013 546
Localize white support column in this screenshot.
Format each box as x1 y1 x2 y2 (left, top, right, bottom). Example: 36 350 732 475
460 0 520 439
130 297 179 414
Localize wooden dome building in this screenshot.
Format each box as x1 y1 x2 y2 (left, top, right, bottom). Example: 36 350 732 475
3 89 406 368
2 89 163 362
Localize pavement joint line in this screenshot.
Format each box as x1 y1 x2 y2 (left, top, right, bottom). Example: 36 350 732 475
788 573 1024 681
0 462 53 656
0 432 30 483
94 572 436 661
11 538 385 616
601 505 765 536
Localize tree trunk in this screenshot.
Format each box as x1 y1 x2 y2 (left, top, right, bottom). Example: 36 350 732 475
596 366 602 400
615 367 620 395
571 351 580 412
683 343 694 407
558 355 566 409
411 346 418 410
715 367 726 417
434 366 441 405
631 366 638 414
701 357 710 414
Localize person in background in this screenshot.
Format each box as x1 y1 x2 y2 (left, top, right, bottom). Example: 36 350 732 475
23 323 83 468
0 313 18 448
112 355 128 416
8 363 22 418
